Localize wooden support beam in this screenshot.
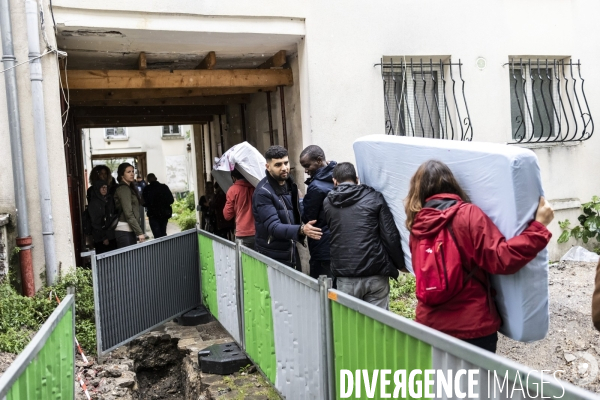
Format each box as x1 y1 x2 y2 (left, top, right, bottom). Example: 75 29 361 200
72 105 227 118
138 52 147 70
195 51 216 70
70 87 277 102
61 69 292 90
258 50 287 69
74 115 213 128
71 95 251 107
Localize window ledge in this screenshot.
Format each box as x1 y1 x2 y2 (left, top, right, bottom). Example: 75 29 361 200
548 198 581 211
510 141 582 150
161 135 185 140
104 137 128 142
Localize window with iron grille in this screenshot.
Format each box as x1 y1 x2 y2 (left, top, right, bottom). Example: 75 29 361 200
104 127 127 140
508 58 594 144
162 125 182 138
380 58 473 141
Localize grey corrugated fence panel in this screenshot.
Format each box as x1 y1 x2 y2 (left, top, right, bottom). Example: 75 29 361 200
93 229 201 355
213 238 241 343
331 289 597 400
0 294 75 399
240 247 327 400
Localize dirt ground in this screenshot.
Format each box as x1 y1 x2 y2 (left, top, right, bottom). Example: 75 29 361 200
0 352 17 376
497 260 600 393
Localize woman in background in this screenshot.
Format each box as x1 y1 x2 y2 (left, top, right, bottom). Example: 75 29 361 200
113 163 145 248
88 180 117 253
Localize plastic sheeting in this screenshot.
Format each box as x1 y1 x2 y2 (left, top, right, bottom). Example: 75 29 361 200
211 141 266 192
354 135 549 342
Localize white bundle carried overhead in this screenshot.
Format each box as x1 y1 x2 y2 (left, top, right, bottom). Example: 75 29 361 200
353 134 549 342
211 142 266 192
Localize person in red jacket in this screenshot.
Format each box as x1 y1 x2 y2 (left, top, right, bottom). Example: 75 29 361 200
224 169 256 249
405 160 554 353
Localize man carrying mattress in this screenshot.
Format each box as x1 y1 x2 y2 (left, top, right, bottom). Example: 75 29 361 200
324 162 407 309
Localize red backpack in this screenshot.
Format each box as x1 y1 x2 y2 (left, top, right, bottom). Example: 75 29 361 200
412 204 479 306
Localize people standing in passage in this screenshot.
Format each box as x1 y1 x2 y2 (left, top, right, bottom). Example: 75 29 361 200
113 163 145 248
210 182 235 239
299 145 336 281
88 180 117 254
135 175 147 197
406 160 553 353
197 196 210 231
323 162 406 309
253 145 322 270
223 169 256 249
88 165 115 201
142 173 174 239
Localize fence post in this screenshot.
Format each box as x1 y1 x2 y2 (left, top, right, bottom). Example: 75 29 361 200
88 250 103 363
318 276 335 400
236 241 246 350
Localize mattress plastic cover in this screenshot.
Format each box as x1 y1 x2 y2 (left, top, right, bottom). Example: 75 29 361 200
211 141 266 192
353 135 548 342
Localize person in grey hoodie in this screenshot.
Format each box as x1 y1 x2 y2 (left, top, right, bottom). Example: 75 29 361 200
323 162 406 309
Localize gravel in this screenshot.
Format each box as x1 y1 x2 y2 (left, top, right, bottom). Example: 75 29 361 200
497 260 600 393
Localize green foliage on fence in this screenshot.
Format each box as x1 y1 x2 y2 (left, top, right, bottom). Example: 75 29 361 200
0 268 96 355
389 274 417 320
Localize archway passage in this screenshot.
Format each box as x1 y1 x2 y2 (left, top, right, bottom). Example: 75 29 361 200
58 35 301 264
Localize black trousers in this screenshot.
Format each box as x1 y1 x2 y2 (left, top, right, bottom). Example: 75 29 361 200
309 259 336 288
115 231 137 249
462 332 498 353
94 239 117 255
149 217 169 238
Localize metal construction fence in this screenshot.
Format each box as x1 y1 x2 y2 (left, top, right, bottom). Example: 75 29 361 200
0 294 75 400
91 229 201 355
197 229 598 400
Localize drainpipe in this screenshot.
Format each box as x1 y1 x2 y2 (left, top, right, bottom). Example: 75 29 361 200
26 0 58 285
0 0 35 296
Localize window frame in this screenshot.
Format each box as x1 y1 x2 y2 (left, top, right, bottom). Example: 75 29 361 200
104 127 128 141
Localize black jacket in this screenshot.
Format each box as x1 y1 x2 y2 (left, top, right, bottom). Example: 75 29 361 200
302 161 336 261
88 180 117 243
142 181 174 219
323 183 406 278
252 171 304 266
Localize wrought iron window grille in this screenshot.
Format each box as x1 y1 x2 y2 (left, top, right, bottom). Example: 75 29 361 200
378 58 473 141
507 58 593 144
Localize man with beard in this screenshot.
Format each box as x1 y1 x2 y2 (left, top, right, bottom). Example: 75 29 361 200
252 145 322 270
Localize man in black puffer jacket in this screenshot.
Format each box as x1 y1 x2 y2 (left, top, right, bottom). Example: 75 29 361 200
324 162 406 309
253 146 322 270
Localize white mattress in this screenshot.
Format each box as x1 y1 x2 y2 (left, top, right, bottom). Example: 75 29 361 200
353 135 548 342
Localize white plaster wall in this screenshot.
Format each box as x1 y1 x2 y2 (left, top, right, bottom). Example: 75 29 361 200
26 0 600 261
85 125 192 193
0 0 75 287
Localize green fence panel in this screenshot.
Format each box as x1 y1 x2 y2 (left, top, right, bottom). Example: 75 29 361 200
331 301 431 400
241 253 277 383
199 234 218 317
5 308 74 400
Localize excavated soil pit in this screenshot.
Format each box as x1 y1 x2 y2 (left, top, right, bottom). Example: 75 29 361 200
128 335 186 399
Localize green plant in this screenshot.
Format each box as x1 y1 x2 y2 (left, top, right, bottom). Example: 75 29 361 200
558 196 600 254
389 274 417 320
170 191 197 230
0 268 97 355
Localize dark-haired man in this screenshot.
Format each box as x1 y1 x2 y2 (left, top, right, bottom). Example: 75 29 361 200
142 173 174 239
323 162 406 309
224 168 256 249
299 145 336 281
253 145 322 270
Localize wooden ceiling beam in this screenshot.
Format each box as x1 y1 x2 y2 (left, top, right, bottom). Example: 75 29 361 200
72 105 227 118
195 51 216 70
71 95 251 107
61 68 292 90
258 50 287 69
74 115 213 128
69 87 276 102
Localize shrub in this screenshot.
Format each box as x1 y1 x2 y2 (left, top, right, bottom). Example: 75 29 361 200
389 274 417 320
171 191 197 231
0 268 97 355
558 195 600 254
